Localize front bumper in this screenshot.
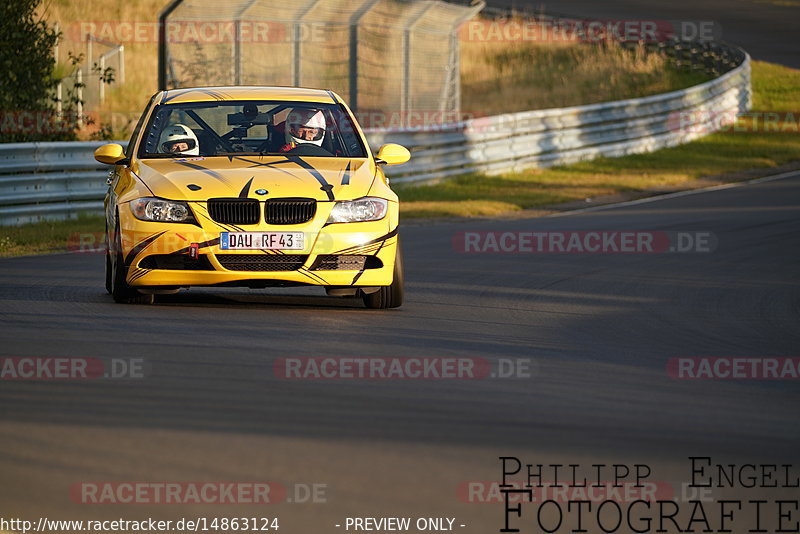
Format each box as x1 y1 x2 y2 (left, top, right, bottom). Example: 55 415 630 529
117 200 399 288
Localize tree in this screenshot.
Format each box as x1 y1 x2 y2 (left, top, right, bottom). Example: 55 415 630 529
0 0 59 142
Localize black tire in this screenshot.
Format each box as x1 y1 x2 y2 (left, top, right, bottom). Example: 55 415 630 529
110 219 154 305
363 242 404 309
104 242 113 295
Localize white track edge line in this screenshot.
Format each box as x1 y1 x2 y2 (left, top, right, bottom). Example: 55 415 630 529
546 168 800 218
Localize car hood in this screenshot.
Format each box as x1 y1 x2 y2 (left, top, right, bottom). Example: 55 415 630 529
134 156 376 202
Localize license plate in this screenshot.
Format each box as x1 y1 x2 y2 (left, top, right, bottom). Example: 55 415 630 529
220 232 304 250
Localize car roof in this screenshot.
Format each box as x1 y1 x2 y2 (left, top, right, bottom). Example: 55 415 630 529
159 86 339 105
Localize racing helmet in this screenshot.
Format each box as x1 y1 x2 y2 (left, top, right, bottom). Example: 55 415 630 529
160 124 199 156
286 109 326 147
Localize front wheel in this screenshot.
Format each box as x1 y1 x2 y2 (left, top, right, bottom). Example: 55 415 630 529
363 242 404 309
109 219 154 305
104 240 113 295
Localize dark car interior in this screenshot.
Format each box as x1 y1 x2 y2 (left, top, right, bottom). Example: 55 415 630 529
140 100 365 159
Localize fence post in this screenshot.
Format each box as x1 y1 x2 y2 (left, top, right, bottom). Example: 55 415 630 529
233 21 241 84
99 54 106 103
444 3 484 117
118 45 125 84
401 2 435 127
54 23 61 115
292 0 323 87
86 34 93 109
232 0 262 85
53 22 59 64
158 0 184 90
347 0 381 112
442 32 458 114
76 68 83 128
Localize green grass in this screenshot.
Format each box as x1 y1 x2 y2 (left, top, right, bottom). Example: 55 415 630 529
461 38 712 114
0 215 105 257
399 60 800 218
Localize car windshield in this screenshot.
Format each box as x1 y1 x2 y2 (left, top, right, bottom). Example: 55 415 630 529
138 100 367 159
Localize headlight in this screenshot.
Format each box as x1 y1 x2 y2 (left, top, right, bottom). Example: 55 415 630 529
327 197 388 224
130 197 195 223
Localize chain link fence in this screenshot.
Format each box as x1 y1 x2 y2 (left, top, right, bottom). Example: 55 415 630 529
53 25 126 115
158 0 483 127
477 6 745 77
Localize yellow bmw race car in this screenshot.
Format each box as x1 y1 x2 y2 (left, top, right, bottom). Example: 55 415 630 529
94 86 410 308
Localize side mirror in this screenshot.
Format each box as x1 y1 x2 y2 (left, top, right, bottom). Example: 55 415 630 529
375 144 410 166
94 143 127 165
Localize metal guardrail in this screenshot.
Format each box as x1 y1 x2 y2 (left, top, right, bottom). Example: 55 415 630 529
0 142 117 225
0 41 750 226
376 42 750 184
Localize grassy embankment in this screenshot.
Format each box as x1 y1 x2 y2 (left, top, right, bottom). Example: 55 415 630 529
398 60 800 218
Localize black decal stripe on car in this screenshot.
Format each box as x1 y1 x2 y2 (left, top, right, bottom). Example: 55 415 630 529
284 157 335 201
163 88 229 103
333 228 398 255
128 268 152 284
125 267 140 282
162 89 194 103
126 270 140 284
351 232 388 285
232 157 312 184
335 243 383 256
221 220 247 232
239 177 254 198
351 269 366 285
195 208 244 233
297 267 327 285
231 156 334 199
127 265 152 283
124 231 166 266
174 161 234 188
340 161 352 185
198 89 231 101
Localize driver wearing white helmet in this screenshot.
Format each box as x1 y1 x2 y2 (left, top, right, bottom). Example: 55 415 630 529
280 109 326 152
160 124 200 156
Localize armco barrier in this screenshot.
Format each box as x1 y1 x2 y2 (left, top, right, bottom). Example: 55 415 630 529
370 42 750 183
0 141 123 226
0 42 750 226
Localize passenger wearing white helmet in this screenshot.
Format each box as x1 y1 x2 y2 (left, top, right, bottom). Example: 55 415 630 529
281 109 326 152
160 124 199 156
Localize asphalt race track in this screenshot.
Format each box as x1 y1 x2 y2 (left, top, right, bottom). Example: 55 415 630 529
1 171 798 529
486 0 800 68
